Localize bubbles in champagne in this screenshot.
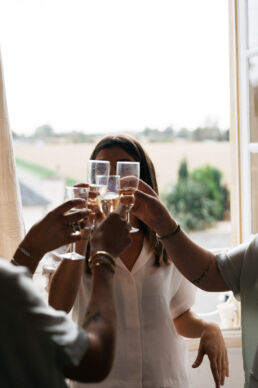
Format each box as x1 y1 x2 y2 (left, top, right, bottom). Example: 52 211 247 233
100 192 120 216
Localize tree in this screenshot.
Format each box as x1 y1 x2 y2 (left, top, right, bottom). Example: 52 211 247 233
178 158 188 180
176 128 191 139
164 159 230 231
163 126 174 137
34 124 55 138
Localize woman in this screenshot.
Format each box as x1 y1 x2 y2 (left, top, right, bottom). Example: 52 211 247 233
49 134 228 388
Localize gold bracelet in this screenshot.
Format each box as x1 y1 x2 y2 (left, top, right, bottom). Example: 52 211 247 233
91 259 115 274
93 256 116 269
88 251 116 268
88 256 116 272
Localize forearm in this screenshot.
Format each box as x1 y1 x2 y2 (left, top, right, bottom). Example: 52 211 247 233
174 309 210 338
65 263 116 382
157 215 228 291
48 258 84 313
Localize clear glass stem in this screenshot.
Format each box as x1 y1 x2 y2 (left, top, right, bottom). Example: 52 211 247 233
71 242 76 256
126 209 131 225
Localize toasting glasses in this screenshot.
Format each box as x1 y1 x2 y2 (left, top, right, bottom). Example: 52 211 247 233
58 186 89 260
86 160 110 226
96 175 121 216
116 161 140 233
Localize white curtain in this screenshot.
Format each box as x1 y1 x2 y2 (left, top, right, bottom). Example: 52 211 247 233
0 52 24 260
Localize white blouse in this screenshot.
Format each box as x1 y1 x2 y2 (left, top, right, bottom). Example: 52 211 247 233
70 239 196 388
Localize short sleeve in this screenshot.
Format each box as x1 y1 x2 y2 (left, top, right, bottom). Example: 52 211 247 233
170 270 197 320
0 260 88 368
216 242 247 297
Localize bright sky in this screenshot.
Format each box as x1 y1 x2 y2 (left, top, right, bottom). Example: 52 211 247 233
0 0 230 135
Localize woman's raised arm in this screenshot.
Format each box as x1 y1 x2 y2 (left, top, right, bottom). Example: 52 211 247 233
132 180 229 292
48 228 90 312
48 255 85 313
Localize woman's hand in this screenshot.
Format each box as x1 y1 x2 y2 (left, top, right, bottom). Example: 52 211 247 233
91 207 131 259
132 179 177 236
192 323 229 387
18 199 88 260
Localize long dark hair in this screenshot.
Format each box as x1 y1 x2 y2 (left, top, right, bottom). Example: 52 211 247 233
85 134 169 272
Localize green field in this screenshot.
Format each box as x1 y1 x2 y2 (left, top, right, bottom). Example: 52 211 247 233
16 158 77 186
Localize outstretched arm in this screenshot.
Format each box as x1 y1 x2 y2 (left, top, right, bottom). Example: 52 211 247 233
48 225 91 313
64 209 131 382
48 257 85 313
132 180 229 292
64 262 117 382
49 188 104 313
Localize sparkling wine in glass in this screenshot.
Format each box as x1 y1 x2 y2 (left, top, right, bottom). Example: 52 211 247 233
116 161 140 233
96 175 121 216
86 160 110 225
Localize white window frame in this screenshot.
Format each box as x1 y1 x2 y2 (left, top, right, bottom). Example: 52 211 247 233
229 0 258 244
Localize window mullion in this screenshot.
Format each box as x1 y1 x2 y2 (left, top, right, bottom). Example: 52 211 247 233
237 0 252 242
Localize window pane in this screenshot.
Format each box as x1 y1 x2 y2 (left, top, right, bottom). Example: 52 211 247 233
2 0 231 326
248 0 258 49
249 56 258 142
251 153 258 233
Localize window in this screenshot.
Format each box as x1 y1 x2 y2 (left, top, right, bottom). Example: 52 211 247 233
229 0 258 242
0 0 237 325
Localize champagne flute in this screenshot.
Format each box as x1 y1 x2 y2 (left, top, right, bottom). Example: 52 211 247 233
87 160 110 187
86 160 110 226
116 161 140 233
59 186 89 260
96 175 121 216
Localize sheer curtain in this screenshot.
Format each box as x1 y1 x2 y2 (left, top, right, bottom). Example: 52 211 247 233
0 52 24 260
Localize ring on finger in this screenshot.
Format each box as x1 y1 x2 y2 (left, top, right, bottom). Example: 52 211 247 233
72 221 81 233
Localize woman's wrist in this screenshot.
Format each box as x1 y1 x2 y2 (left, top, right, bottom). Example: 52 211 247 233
155 215 178 238
201 321 220 336
13 243 43 268
89 251 116 274
92 256 116 281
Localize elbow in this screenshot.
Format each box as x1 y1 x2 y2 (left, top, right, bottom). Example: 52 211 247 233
64 346 114 383
91 335 115 381
93 358 113 382
70 331 115 383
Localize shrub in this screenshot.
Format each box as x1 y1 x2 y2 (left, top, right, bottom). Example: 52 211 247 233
164 160 229 231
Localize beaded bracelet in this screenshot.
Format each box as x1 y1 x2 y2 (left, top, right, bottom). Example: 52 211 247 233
156 224 181 241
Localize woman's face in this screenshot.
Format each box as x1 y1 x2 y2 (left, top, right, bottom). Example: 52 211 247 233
95 146 137 175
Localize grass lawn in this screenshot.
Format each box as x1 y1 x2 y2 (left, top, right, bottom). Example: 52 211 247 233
16 158 77 186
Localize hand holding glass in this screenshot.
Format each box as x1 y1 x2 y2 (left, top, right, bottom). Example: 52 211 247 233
116 161 140 233
86 160 110 227
60 186 89 260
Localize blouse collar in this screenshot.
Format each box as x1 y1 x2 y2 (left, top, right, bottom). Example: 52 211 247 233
117 238 153 275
